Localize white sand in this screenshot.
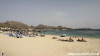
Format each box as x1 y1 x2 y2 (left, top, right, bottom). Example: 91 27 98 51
0 33 100 56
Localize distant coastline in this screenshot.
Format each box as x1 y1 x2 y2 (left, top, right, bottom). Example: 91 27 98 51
0 21 100 31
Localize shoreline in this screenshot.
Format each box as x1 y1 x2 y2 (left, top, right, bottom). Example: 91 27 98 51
43 33 100 39
41 30 100 39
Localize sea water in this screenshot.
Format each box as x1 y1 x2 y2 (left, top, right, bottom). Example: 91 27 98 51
40 30 100 39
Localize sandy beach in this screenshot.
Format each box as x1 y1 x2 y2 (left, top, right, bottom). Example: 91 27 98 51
0 33 100 56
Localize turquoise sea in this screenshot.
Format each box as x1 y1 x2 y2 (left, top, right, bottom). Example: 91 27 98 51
40 30 100 39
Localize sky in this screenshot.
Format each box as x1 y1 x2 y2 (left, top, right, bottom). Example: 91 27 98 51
0 0 100 29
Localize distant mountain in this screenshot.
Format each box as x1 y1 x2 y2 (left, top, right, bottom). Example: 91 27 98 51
0 21 29 29
35 24 72 30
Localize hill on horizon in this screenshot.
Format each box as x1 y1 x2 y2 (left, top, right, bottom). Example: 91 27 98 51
0 21 29 29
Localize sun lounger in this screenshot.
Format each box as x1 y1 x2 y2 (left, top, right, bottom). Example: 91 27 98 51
8 34 14 37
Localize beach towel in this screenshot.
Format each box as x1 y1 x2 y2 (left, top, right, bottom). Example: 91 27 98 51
8 34 14 37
